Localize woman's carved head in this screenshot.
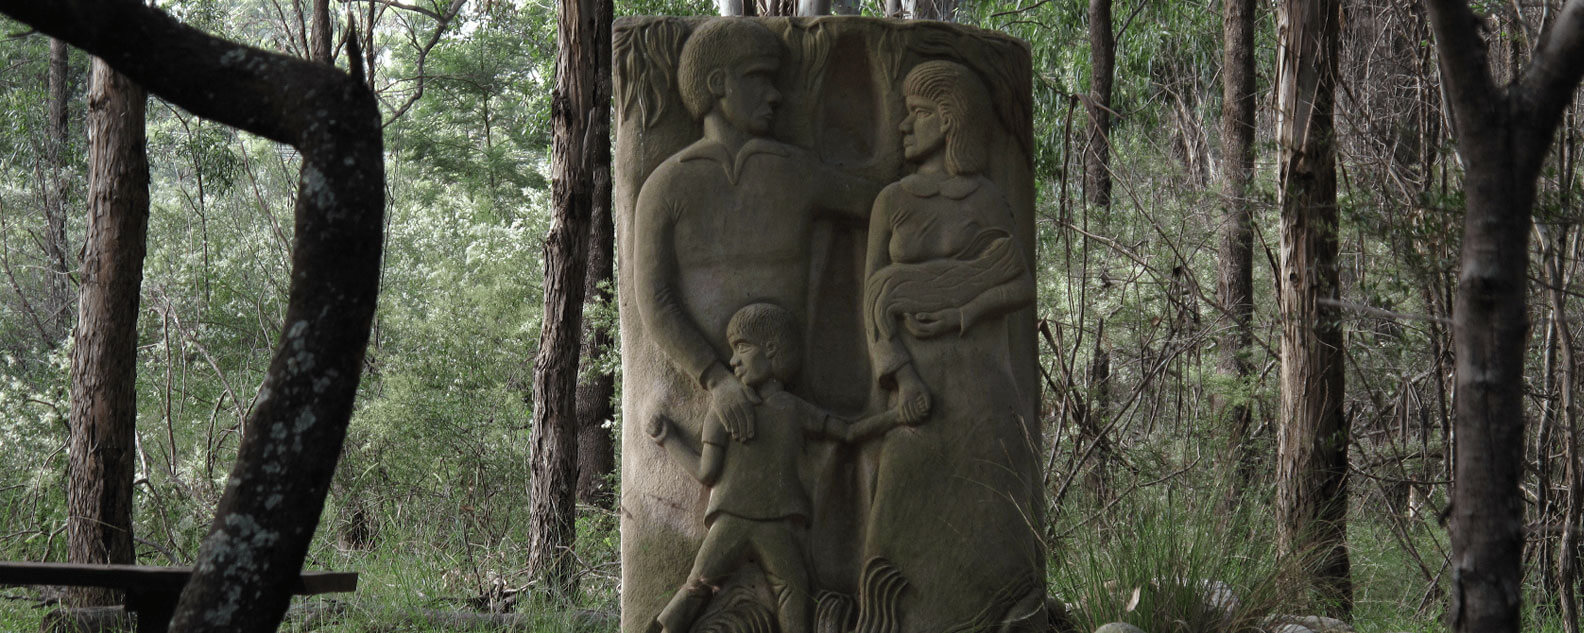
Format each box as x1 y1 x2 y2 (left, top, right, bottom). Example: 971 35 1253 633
902 60 993 176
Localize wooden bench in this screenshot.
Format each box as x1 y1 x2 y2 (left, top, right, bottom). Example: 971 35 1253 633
0 562 357 633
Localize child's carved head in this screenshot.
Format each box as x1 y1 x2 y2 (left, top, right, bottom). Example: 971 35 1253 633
727 302 801 387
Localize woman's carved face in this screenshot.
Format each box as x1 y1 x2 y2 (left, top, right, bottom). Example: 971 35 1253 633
900 95 946 163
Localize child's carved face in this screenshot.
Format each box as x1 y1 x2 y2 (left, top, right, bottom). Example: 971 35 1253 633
730 336 775 388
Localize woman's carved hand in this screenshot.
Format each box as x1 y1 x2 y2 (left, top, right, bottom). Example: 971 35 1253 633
904 308 964 339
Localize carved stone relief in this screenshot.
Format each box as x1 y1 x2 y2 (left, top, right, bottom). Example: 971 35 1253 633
615 16 1041 633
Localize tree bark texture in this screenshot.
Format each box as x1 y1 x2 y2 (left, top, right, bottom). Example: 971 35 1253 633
44 38 75 339
575 156 616 509
66 58 148 608
310 0 331 63
1420 3 1584 631
1544 229 1581 633
905 0 956 20
574 7 616 509
1218 0 1256 487
527 0 611 595
1274 0 1351 617
1085 0 1114 209
0 2 386 632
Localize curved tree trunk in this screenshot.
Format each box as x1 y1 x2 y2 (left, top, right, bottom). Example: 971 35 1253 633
66 57 147 608
1274 0 1350 617
0 2 387 631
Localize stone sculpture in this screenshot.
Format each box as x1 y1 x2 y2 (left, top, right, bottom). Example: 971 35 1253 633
615 16 1040 633
648 302 915 633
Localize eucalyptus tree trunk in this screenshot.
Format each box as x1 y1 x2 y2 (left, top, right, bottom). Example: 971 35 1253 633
906 0 955 20
1274 0 1350 617
1085 0 1114 209
575 25 617 509
310 0 331 63
1421 3 1584 631
527 0 612 595
43 38 74 340
1218 0 1256 489
66 58 147 608
0 2 386 631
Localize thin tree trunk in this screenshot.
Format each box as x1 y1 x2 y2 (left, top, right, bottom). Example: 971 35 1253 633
1085 0 1114 209
43 38 74 340
906 0 955 20
66 58 148 608
1420 2 1584 631
795 0 829 15
575 24 616 509
1546 227 1581 633
310 0 331 63
1218 0 1257 492
719 0 755 15
1274 0 1351 617
527 0 611 595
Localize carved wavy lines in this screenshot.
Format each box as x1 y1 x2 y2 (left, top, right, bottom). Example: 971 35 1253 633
815 591 857 633
613 18 690 130
694 583 779 633
940 575 1045 633
854 558 908 633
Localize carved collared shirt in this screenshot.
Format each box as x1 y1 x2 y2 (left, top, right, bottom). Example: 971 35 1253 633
634 136 878 386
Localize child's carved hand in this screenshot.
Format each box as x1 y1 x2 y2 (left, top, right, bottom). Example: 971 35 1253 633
899 389 930 425
646 415 671 444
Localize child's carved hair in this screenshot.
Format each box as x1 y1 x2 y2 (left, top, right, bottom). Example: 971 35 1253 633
727 302 801 382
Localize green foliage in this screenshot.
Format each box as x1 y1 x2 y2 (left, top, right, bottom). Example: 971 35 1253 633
1053 484 1303 633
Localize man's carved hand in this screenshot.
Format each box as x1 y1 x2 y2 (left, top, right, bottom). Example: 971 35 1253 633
709 375 761 442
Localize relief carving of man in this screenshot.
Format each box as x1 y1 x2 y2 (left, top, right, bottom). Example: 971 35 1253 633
633 18 886 441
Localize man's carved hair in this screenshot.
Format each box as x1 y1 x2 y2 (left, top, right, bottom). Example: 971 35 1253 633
677 19 783 121
727 302 801 383
903 60 993 175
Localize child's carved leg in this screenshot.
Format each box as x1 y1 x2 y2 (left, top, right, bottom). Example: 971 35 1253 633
753 522 813 633
656 579 712 633
656 516 752 633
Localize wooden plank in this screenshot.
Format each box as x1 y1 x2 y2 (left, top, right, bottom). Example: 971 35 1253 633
0 562 356 594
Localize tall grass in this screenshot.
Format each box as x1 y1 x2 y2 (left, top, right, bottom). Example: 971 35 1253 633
1050 485 1309 633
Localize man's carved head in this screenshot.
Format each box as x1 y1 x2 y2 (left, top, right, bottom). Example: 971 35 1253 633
678 19 784 127
727 302 801 386
903 60 993 175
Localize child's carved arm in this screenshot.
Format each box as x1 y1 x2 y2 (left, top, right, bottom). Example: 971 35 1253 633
823 409 906 443
647 414 725 486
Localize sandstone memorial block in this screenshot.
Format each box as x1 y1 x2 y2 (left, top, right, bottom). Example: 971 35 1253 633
614 16 1042 633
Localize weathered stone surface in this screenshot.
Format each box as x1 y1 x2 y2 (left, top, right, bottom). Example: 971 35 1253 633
1092 623 1146 633
614 15 1039 633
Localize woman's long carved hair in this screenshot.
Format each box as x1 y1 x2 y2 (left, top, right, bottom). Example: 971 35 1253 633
902 60 993 176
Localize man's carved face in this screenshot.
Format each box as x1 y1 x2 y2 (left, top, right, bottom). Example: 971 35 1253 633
901 95 946 163
715 55 782 136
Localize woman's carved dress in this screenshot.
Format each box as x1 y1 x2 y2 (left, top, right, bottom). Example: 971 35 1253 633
862 172 1043 633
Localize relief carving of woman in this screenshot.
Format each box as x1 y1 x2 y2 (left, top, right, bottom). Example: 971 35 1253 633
859 60 1044 633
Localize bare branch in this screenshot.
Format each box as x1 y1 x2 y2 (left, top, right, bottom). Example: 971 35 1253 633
1517 0 1584 152
1423 0 1499 140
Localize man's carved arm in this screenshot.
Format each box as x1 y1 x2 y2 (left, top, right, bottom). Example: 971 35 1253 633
634 182 759 440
